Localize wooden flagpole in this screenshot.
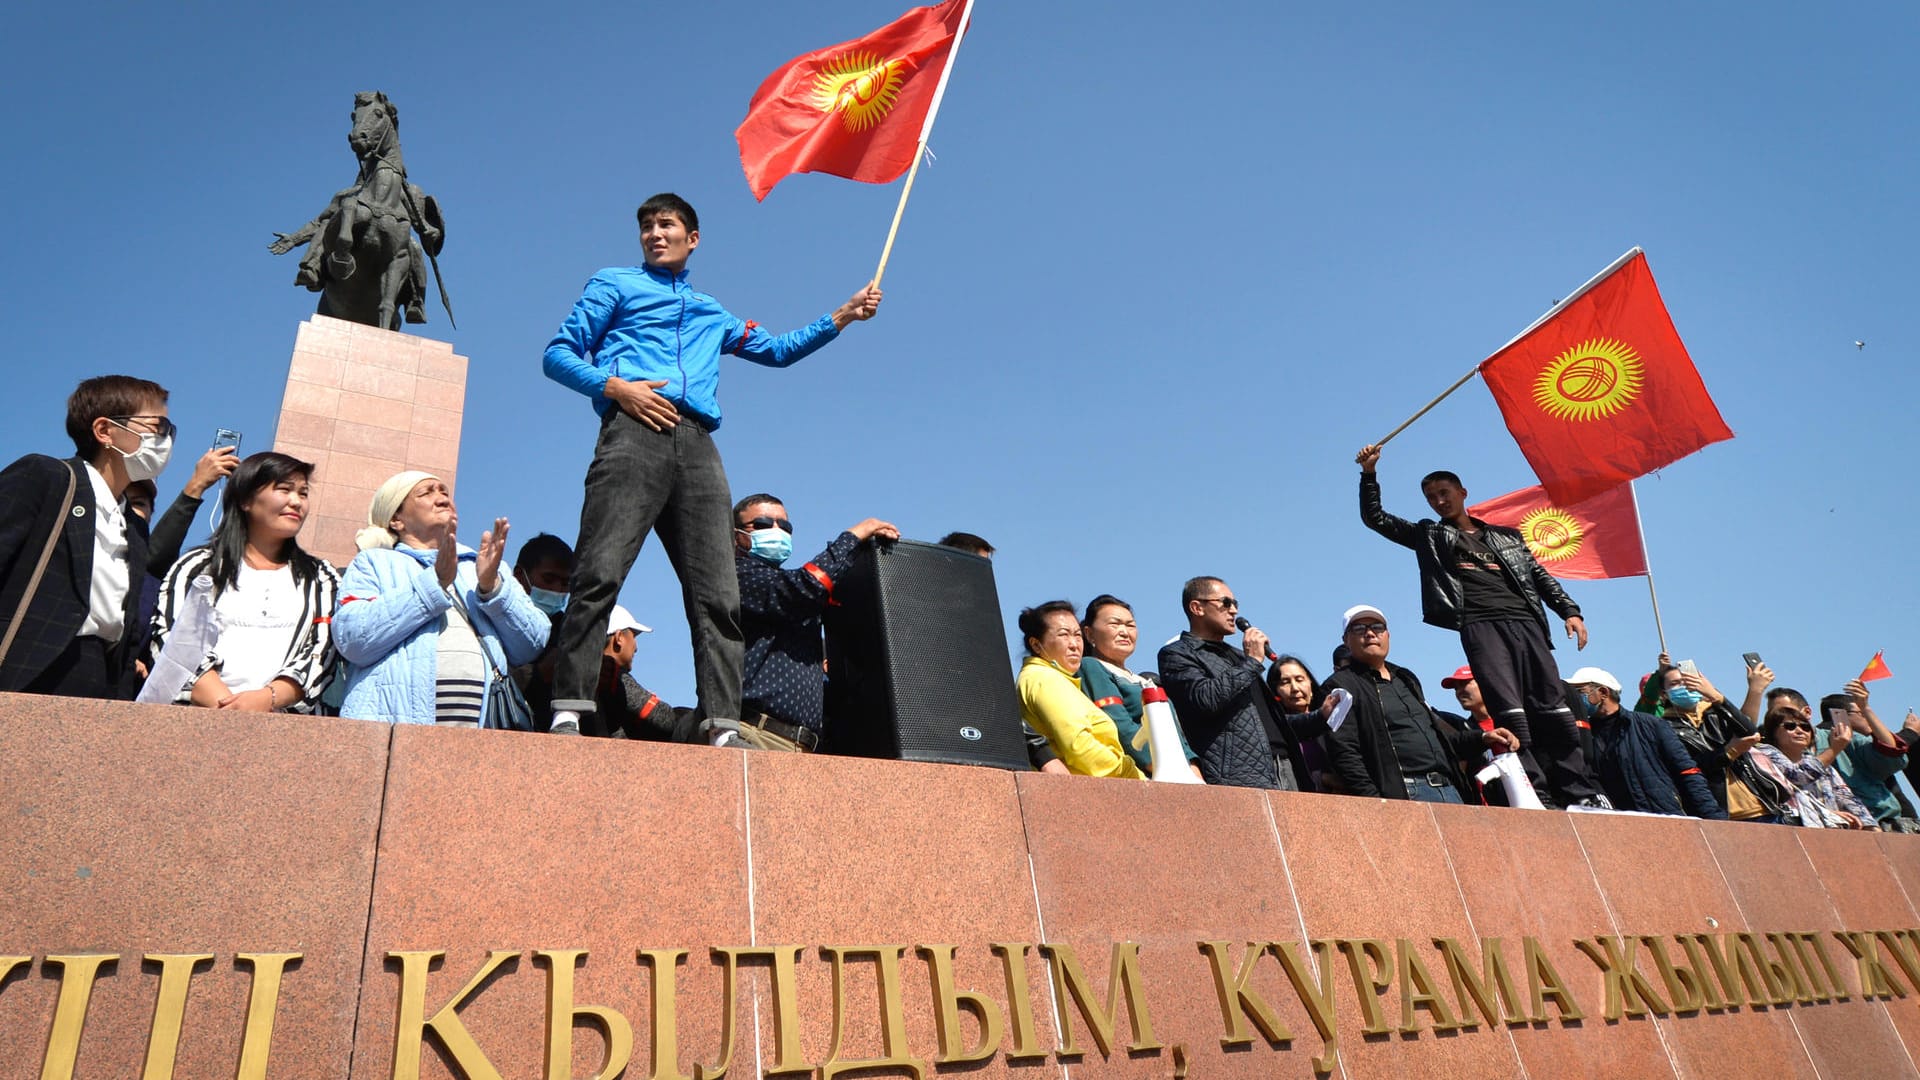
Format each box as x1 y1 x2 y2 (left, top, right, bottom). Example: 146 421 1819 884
1628 479 1668 655
871 0 977 288
1371 245 1645 447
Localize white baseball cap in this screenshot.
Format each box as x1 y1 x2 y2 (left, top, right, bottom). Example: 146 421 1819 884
1341 604 1387 634
1567 666 1621 694
607 605 651 636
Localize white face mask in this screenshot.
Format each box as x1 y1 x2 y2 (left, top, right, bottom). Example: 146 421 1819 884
110 421 174 483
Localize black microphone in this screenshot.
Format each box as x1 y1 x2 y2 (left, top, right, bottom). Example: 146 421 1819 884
1235 615 1280 663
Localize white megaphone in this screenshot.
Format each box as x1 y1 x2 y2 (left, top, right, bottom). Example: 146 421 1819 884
1140 685 1203 784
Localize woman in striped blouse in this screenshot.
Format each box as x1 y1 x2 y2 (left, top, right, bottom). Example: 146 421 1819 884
147 452 338 712
332 471 549 726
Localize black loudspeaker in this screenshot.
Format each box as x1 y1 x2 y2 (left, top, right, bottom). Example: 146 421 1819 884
823 539 1028 769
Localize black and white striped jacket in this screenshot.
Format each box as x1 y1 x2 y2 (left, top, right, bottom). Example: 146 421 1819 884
148 547 340 712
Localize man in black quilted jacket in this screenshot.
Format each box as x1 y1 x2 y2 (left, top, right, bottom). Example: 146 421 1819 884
1158 576 1328 789
1354 443 1609 809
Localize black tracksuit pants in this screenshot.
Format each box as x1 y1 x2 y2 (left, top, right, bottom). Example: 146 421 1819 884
1460 618 1600 806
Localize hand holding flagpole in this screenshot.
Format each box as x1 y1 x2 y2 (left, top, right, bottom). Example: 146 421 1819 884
873 0 977 289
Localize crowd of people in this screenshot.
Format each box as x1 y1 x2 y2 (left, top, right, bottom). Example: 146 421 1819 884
2 191 1910 836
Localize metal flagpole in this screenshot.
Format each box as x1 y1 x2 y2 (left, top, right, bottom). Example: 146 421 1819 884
872 0 977 288
1371 245 1644 448
1628 479 1668 655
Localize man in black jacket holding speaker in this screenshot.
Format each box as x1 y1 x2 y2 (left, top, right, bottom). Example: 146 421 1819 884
729 492 897 752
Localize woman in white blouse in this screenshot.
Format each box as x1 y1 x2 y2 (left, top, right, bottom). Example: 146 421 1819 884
148 451 338 712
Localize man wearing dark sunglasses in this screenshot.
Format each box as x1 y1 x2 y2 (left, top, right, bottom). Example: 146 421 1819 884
0 375 173 699
727 492 897 751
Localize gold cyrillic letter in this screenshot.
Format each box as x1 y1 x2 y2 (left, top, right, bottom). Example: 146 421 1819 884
1038 942 1164 1058
1799 932 1851 1002
537 950 632 1080
990 943 1048 1060
1198 941 1290 1048
1394 938 1461 1034
41 954 116 1080
389 949 514 1080
919 944 1002 1064
820 945 925 1080
235 953 301 1080
1336 938 1395 1035
701 945 808 1077
1835 932 1903 1001
1734 934 1794 1005
1521 937 1585 1022
140 953 213 1080
637 949 691 1080
1274 940 1340 1074
1576 936 1669 1020
1636 937 1704 1014
1434 937 1526 1028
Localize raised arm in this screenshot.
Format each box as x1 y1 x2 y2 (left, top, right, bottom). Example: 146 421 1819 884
1356 446 1422 549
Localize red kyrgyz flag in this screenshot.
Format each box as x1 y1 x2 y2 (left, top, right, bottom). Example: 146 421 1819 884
1479 251 1734 505
736 0 968 201
1468 483 1648 580
1861 651 1894 682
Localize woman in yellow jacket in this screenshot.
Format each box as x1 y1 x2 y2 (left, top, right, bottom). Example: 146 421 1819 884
1015 600 1145 779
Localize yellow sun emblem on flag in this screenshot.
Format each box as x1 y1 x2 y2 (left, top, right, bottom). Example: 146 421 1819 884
1533 338 1645 421
1518 507 1584 563
812 51 907 133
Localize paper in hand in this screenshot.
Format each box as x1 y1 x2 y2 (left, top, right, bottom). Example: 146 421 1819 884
1324 688 1353 732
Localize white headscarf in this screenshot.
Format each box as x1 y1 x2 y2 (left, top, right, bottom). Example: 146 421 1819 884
354 470 439 552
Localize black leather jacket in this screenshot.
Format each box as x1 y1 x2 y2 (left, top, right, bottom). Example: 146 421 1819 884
1358 472 1580 636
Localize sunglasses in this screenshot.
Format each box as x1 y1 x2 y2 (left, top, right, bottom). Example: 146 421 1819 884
1198 597 1239 611
110 415 178 439
736 516 792 533
1778 721 1813 732
1346 622 1389 636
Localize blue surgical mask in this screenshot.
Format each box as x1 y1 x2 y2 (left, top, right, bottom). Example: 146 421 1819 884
1666 687 1704 711
747 527 793 566
529 587 569 616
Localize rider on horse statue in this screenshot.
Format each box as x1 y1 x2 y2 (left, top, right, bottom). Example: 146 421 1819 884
270 91 451 331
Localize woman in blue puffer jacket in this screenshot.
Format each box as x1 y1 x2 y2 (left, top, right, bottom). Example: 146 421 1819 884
333 470 549 725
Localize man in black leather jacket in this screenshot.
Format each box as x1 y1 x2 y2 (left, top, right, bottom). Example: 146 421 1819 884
1354 443 1608 809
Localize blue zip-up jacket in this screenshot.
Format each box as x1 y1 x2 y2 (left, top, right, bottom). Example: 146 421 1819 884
542 264 839 430
333 544 550 725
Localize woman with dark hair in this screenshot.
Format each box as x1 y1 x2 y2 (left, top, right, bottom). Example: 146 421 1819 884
1015 600 1144 779
1756 704 1869 828
147 452 338 712
1266 654 1342 792
1657 662 1791 821
1079 594 1202 779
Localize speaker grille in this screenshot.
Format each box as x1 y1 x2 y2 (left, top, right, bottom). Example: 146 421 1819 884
824 540 1027 769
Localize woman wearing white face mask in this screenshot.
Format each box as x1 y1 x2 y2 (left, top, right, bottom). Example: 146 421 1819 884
0 375 175 699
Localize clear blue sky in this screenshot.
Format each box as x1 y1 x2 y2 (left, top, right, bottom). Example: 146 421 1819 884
5 0 1915 714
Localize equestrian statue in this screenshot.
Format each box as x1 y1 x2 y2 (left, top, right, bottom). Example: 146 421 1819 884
269 91 452 331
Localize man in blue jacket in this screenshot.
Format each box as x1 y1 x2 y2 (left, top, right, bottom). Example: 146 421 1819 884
542 193 880 736
1570 666 1726 819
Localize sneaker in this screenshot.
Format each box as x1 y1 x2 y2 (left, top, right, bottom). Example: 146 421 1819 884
550 720 582 736
1574 793 1614 810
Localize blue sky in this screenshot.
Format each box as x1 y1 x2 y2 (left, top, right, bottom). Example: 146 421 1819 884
5 0 1915 715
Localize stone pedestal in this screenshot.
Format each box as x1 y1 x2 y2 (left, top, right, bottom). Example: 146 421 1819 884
9 693 1920 1078
270 315 468 569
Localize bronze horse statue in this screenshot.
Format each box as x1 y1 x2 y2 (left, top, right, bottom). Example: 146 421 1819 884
270 92 451 331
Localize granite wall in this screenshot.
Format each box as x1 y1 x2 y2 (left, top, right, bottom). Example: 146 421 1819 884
5 693 1920 1079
